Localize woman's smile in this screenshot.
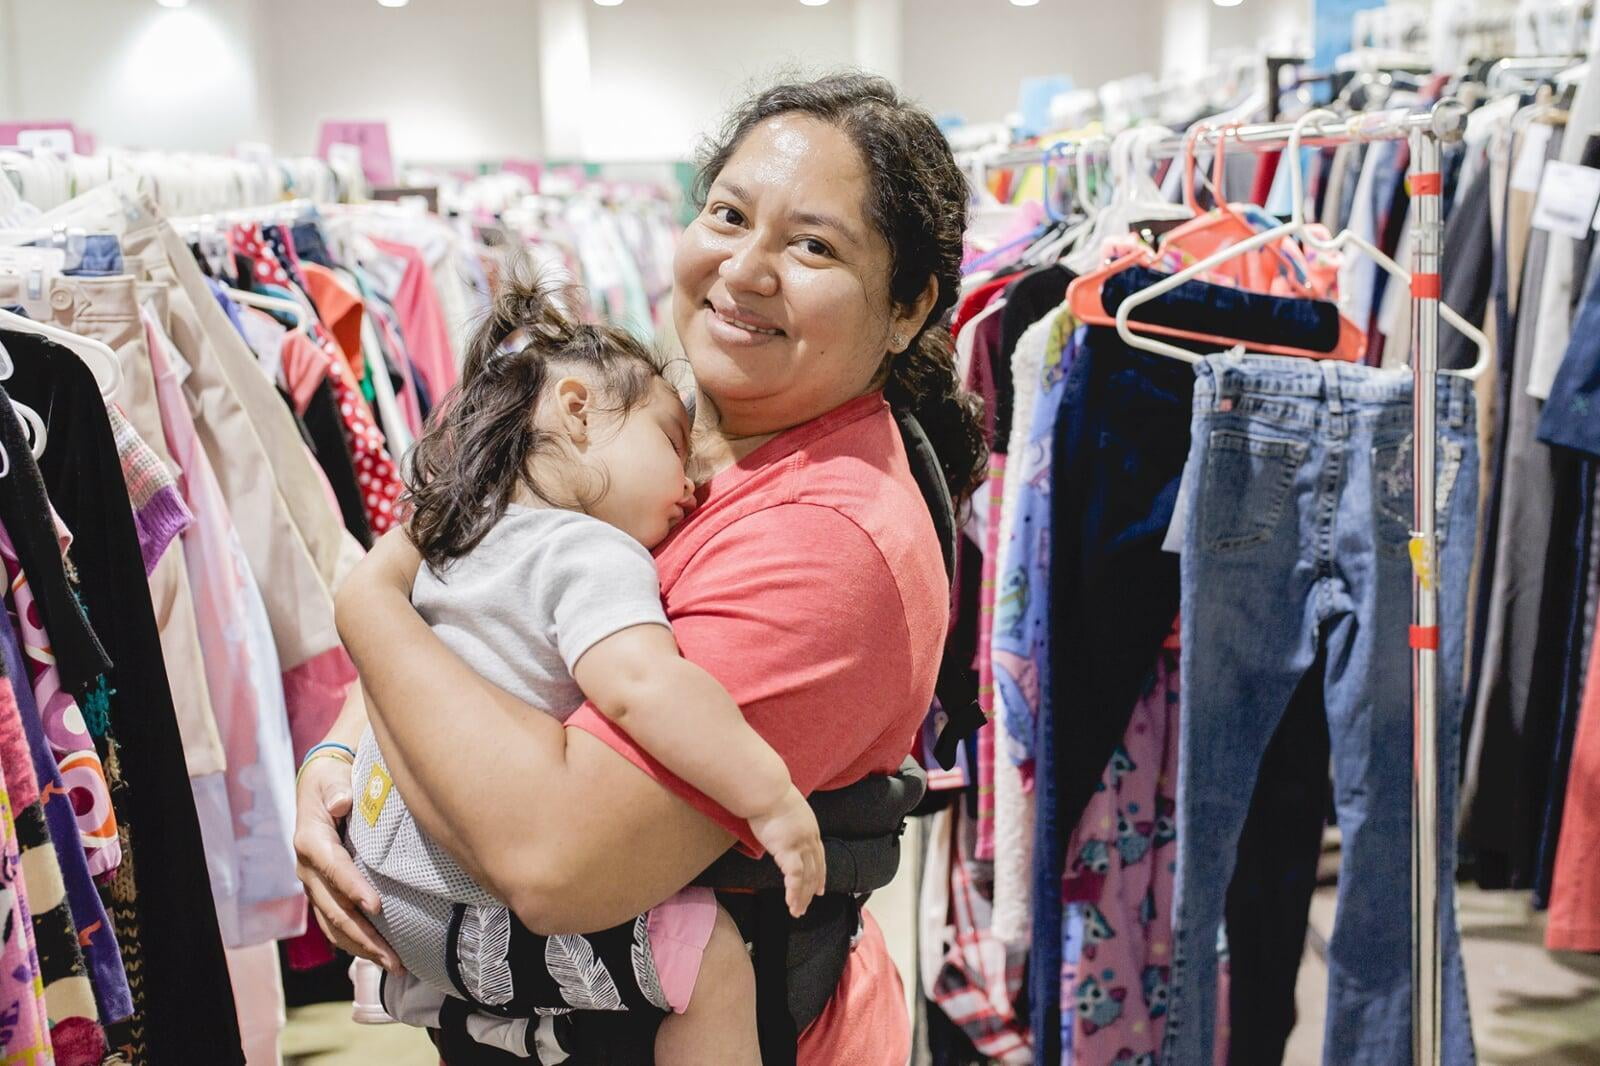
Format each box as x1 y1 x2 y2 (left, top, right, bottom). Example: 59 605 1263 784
705 300 786 345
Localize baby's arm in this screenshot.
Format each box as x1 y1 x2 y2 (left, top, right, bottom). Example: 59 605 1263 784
572 625 824 916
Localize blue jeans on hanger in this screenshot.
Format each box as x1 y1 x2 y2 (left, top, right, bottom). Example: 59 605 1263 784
1164 354 1477 1066
29 233 124 276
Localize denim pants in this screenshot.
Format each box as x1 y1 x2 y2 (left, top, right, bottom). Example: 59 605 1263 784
1165 354 1477 1066
30 232 125 276
1031 327 1196 1063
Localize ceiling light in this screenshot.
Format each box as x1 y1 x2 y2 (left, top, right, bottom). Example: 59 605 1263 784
799 0 831 6
593 0 624 6
156 0 188 7
1009 0 1041 6
1212 0 1244 6
377 0 409 6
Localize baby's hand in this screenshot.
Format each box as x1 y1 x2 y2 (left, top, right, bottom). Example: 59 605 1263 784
748 786 826 917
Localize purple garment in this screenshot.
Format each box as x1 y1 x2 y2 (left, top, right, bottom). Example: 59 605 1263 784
0 606 133 1024
207 277 251 340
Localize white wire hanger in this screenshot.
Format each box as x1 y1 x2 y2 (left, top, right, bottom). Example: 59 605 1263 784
0 307 123 398
1113 108 1492 380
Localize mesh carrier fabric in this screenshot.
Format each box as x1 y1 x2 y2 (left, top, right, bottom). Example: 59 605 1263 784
348 728 514 1005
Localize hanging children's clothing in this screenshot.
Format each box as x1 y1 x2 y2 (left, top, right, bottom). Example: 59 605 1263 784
1167 354 1478 1066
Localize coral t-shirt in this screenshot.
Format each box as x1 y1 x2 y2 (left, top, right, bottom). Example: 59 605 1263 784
567 391 948 1063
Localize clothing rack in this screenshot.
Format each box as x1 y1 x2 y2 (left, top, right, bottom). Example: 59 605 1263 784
984 101 1469 1066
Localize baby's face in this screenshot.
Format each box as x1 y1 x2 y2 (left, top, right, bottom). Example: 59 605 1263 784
586 378 698 548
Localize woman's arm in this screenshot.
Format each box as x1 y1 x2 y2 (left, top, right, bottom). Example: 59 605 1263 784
335 532 735 933
573 626 825 914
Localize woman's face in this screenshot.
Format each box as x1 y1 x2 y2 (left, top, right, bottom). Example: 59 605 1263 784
673 114 926 437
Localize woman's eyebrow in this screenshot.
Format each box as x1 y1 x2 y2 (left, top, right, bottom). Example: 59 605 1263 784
717 180 753 203
790 209 862 246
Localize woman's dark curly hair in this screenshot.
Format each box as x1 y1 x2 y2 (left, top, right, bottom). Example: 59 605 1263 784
693 72 987 505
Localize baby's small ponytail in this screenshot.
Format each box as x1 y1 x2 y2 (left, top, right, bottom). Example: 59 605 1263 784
404 256 663 569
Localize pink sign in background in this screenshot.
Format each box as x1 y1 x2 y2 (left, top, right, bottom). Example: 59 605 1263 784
0 121 91 154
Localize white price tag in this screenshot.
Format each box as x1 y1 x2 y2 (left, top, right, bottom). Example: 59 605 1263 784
16 128 73 158
1531 162 1600 239
1511 121 1554 193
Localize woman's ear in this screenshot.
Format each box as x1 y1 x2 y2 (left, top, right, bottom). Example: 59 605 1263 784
890 276 940 354
554 376 592 444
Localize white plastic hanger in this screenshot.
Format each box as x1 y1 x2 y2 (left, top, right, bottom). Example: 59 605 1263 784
1114 108 1492 379
0 307 123 398
1065 126 1192 276
222 286 310 331
0 338 47 463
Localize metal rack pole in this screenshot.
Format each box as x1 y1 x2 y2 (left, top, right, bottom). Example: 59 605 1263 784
1408 120 1443 1066
982 107 1454 170
1407 99 1466 1066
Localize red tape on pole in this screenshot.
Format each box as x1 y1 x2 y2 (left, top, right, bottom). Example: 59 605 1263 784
1412 273 1441 299
1411 172 1443 195
1410 625 1440 650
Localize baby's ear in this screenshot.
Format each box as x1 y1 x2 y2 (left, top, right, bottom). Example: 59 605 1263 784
554 376 593 442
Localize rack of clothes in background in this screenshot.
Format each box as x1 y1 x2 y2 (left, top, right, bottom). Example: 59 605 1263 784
0 140 682 1064
399 163 682 337
912 16 1600 1064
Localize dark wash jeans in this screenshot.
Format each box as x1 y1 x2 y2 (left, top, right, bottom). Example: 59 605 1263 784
1167 354 1476 1066
1031 327 1195 1062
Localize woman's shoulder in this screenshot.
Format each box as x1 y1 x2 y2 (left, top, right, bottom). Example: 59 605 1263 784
671 401 941 582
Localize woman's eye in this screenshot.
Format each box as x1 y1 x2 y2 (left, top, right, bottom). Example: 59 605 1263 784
798 238 832 258
709 204 745 226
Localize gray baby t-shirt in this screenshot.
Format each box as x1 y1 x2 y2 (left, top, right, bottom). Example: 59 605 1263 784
348 506 670 1004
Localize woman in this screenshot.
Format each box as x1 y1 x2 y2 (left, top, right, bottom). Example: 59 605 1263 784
295 72 985 1063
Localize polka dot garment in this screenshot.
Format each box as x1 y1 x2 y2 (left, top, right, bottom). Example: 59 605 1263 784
231 223 404 535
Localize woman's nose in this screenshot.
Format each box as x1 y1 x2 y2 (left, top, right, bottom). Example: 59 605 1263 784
718 236 778 297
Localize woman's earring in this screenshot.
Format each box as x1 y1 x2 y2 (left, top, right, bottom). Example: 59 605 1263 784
893 333 906 350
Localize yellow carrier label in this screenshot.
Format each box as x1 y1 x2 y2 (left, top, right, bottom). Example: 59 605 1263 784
358 762 393 827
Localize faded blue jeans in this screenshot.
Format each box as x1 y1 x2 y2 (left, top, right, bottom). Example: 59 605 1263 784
1164 354 1476 1065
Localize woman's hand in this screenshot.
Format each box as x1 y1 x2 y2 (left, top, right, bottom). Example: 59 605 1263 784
293 753 403 974
748 784 827 918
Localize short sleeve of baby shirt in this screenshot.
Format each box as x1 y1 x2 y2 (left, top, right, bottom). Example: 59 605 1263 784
536 514 671 671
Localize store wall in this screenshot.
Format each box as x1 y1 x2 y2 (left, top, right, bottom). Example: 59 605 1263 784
258 0 543 164
899 0 1168 125
584 0 857 162
0 0 270 152
0 0 1321 162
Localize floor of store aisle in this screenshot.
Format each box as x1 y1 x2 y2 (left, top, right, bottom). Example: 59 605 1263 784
1287 886 1600 1066
282 879 1600 1065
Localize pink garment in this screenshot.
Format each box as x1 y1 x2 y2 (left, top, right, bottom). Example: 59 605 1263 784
643 886 719 1014
369 237 458 401
975 456 1005 862
0 531 120 878
0 776 53 1066
281 648 358 766
1061 647 1180 1065
0 675 35 810
225 943 285 1066
144 313 306 947
372 310 425 437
